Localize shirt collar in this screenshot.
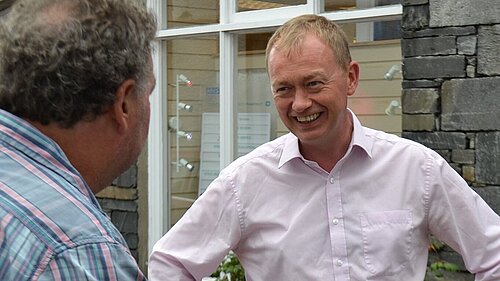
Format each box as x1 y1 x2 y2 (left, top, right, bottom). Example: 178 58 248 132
278 109 373 168
350 109 373 158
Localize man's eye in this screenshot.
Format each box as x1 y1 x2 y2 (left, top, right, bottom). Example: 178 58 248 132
306 81 323 88
274 87 291 95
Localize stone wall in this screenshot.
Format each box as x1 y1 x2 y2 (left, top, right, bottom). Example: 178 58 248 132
402 0 500 279
97 164 141 261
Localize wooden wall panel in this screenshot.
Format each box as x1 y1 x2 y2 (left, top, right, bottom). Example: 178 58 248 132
167 3 218 25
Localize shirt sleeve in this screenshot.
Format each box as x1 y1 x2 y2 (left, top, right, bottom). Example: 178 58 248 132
426 152 500 281
37 242 146 281
148 176 243 281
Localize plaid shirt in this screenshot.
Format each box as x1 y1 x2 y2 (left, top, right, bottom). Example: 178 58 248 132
0 109 146 280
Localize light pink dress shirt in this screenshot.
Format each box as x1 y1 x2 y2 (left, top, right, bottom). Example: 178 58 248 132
149 113 500 281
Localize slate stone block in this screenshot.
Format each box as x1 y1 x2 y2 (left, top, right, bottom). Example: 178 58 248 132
402 132 466 150
402 114 435 131
100 199 138 212
478 25 500 76
462 165 475 182
476 132 500 185
403 26 475 39
404 56 466 79
402 80 442 89
402 0 428 5
402 88 439 113
124 233 139 249
441 77 500 130
451 149 475 164
403 36 456 57
457 35 476 55
402 5 429 30
430 0 500 27
111 211 138 234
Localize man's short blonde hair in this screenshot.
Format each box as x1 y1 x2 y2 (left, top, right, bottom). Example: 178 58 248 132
265 14 352 71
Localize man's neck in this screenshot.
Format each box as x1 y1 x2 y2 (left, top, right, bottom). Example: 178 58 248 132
299 113 354 172
28 119 116 194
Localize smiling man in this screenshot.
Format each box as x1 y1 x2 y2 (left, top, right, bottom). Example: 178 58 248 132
149 15 500 281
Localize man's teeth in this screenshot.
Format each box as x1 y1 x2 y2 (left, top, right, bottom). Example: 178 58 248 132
296 113 320 123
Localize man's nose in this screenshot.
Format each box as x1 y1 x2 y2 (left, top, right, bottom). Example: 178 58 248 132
291 88 312 112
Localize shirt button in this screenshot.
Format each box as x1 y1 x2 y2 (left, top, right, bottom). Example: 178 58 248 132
332 218 339 225
329 177 334 184
336 259 343 266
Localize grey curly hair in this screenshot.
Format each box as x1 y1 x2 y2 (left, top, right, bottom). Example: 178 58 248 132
0 0 157 128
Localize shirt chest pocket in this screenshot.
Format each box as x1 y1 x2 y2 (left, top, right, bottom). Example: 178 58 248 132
359 210 413 278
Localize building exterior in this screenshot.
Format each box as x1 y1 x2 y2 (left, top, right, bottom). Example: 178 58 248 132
1 0 498 279
401 0 500 279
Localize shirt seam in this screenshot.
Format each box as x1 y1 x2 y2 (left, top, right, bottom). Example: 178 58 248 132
228 176 246 234
221 143 285 235
423 152 433 229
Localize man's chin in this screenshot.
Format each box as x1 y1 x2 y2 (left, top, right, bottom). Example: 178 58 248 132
294 131 323 144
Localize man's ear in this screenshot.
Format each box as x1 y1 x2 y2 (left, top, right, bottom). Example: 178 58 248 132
112 79 136 134
347 61 360 97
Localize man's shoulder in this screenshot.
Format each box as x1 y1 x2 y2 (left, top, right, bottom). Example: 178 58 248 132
362 126 441 161
0 174 123 250
0 205 140 280
221 134 288 175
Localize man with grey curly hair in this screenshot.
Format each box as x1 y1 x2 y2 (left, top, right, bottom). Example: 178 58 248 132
0 0 157 280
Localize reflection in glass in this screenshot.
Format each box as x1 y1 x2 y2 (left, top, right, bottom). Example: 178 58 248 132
237 0 306 12
325 0 401 12
166 1 219 29
339 19 401 43
165 36 220 225
236 33 279 161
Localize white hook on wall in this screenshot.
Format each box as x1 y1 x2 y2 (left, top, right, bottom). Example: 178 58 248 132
178 74 193 87
385 100 401 116
384 63 402 80
179 158 194 172
177 102 193 112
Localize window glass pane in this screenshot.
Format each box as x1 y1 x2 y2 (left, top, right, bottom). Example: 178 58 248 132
325 0 400 12
236 32 281 161
166 36 220 226
339 19 401 43
166 0 219 29
237 0 306 12
339 20 402 134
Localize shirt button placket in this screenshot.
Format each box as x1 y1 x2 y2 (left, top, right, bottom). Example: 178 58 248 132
327 172 349 280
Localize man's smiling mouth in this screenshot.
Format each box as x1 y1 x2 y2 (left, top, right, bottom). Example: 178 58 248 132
296 113 320 123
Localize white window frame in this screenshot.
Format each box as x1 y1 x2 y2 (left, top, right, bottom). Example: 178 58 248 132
146 0 402 253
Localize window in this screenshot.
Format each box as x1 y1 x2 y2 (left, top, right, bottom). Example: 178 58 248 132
147 0 402 252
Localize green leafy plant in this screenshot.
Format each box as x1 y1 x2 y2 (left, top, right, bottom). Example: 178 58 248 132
210 251 245 281
428 237 462 278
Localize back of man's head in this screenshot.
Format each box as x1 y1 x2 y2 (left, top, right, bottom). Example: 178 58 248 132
0 0 157 128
